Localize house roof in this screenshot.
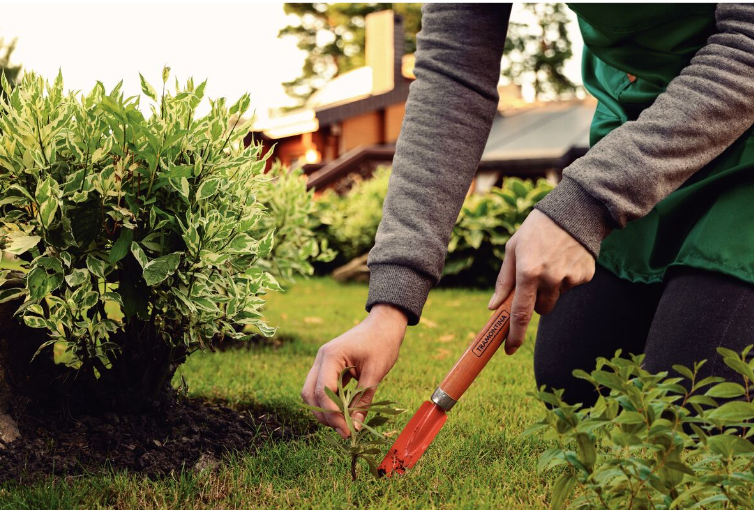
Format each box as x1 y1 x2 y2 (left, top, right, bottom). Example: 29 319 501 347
306 67 374 110
481 99 595 165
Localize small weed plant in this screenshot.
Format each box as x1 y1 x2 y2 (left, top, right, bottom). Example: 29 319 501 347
303 367 404 480
522 346 754 509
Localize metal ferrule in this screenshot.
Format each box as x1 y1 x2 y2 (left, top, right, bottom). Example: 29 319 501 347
431 387 457 412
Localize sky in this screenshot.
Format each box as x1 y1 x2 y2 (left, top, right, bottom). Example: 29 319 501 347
0 2 584 119
1 3 306 120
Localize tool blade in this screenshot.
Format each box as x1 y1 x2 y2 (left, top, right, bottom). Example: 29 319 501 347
378 401 448 477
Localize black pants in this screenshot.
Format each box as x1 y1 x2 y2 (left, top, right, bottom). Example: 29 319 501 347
534 265 754 406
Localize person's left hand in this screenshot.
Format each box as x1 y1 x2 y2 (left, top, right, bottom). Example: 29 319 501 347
488 209 596 355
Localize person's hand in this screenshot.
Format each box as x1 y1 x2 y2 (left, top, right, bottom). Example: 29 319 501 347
301 304 408 438
488 209 595 355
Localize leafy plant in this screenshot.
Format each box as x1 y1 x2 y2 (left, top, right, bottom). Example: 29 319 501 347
521 346 754 509
254 163 335 284
314 170 553 284
0 69 313 409
443 177 553 286
314 167 390 265
302 367 404 480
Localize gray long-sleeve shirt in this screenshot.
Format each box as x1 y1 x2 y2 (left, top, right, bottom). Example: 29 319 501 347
366 3 754 325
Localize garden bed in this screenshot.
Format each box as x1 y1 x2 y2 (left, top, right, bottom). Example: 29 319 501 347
0 397 312 484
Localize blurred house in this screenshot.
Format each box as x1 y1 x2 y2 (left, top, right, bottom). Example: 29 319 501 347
250 9 596 194
248 10 412 193
473 96 596 194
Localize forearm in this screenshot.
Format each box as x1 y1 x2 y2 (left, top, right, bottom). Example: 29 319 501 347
536 3 754 256
367 4 511 324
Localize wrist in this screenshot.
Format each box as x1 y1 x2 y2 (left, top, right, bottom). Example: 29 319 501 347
368 304 409 329
534 177 614 258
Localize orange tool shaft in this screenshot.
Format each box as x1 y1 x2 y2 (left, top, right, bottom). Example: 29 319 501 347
379 291 515 476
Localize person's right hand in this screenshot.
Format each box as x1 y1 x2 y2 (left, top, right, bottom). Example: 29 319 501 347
301 304 408 439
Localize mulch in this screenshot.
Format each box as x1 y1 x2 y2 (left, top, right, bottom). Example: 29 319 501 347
0 397 314 484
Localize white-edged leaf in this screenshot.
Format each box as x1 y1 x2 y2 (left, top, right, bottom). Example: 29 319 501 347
131 242 148 269
142 253 181 286
139 73 157 100
196 179 220 200
86 255 107 279
65 268 90 288
6 235 41 255
0 287 26 304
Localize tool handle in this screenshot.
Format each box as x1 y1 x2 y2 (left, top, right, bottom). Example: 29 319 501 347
437 291 515 404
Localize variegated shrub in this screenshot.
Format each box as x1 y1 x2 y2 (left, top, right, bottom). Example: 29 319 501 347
0 70 308 408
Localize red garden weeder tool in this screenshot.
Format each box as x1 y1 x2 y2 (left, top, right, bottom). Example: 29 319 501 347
378 290 515 477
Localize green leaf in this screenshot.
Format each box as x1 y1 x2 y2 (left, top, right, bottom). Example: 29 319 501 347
664 461 695 476
109 228 134 264
79 291 99 313
101 291 124 307
166 165 194 179
65 268 90 288
707 401 754 422
227 233 257 254
0 287 26 304
575 433 596 471
257 230 275 258
6 235 41 256
672 364 694 380
723 357 754 382
538 448 566 474
86 255 108 279
179 177 190 200
142 253 181 286
196 179 220 200
23 314 48 329
324 386 343 412
550 472 576 510
26 267 49 301
139 73 157 100
35 176 61 228
131 242 148 269
705 382 747 399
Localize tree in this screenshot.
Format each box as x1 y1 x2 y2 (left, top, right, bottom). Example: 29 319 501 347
503 4 578 100
279 3 577 106
278 3 421 106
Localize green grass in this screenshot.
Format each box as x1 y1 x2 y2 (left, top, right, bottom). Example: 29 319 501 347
0 278 553 509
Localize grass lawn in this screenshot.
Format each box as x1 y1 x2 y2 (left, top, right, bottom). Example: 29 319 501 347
0 277 553 510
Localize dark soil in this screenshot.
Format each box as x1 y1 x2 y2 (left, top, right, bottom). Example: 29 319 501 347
211 333 296 352
0 397 314 484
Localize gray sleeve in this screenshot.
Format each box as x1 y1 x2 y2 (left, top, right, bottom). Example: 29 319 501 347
536 3 754 257
365 4 511 325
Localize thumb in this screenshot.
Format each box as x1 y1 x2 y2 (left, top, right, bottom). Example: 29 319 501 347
490 242 516 310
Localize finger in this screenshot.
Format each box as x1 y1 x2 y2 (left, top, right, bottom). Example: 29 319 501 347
489 241 516 310
534 285 560 315
350 370 380 431
506 272 537 355
301 356 328 426
315 357 350 438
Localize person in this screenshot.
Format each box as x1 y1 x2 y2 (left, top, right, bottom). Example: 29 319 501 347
302 3 754 438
